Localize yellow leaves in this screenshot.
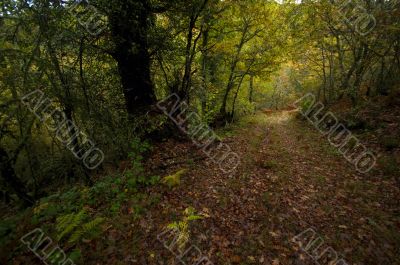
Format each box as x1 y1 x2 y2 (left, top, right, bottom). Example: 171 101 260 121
161 169 187 188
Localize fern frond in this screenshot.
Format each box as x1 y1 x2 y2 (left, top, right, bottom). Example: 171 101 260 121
167 222 179 230
176 221 189 251
56 213 74 232
68 217 104 244
56 210 86 241
186 215 203 221
82 217 104 234
68 229 84 244
161 169 187 188
165 207 203 252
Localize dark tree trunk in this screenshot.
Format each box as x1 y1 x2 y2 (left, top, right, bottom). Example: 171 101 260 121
0 148 34 207
114 45 156 115
181 0 209 103
109 0 156 116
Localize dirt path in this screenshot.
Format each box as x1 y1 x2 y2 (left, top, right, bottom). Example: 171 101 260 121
139 111 399 265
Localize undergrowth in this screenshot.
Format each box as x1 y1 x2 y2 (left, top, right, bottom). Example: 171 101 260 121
0 137 161 264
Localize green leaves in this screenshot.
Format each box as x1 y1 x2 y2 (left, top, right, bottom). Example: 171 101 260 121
69 217 104 244
56 210 105 245
56 210 87 242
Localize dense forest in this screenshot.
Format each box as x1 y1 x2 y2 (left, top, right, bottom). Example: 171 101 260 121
1 0 399 264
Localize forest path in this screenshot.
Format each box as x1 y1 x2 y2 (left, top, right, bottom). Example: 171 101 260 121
148 110 398 265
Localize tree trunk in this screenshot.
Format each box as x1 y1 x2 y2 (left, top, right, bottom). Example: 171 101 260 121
0 148 34 207
321 44 328 103
109 0 156 116
79 37 91 112
38 6 93 185
230 73 247 121
181 0 209 104
328 47 335 102
219 23 249 118
377 57 389 95
200 26 210 116
249 74 254 102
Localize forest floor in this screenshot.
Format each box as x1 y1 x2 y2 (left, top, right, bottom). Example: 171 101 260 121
125 110 399 265
10 110 400 265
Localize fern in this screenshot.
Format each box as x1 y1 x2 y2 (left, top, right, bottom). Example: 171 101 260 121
68 229 84 245
167 221 189 252
162 169 187 188
56 209 105 245
68 217 104 244
56 210 86 241
166 207 203 252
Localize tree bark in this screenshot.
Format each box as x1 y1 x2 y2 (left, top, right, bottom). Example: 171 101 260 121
230 73 247 121
249 74 254 103
0 147 34 207
109 0 156 116
220 24 248 117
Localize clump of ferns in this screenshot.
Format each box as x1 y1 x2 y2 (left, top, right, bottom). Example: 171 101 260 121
167 207 204 252
55 209 105 245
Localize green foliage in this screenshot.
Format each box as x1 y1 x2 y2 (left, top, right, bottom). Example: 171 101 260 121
0 219 16 246
1 0 399 263
167 207 204 252
78 138 161 216
125 137 160 190
69 217 104 244
298 96 314 115
31 188 84 224
68 249 82 263
129 137 151 175
56 210 87 242
56 209 104 245
161 169 187 188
